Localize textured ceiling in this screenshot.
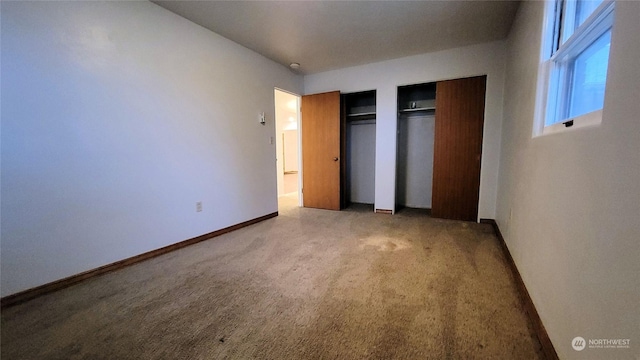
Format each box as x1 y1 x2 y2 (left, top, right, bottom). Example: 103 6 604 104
152 1 520 75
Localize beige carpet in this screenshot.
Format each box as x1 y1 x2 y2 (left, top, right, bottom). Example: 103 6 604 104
1 194 543 359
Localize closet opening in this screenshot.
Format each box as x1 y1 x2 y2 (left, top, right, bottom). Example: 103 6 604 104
395 82 436 214
343 90 376 212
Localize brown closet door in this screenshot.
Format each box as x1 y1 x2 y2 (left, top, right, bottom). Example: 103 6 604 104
432 76 486 221
301 91 341 210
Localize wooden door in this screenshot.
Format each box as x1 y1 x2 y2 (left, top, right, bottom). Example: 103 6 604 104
432 76 486 221
301 91 341 210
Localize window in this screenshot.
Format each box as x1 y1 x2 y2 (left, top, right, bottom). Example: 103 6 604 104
535 0 614 135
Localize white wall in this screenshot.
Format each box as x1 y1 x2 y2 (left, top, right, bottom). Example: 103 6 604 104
348 122 376 204
1 1 302 296
304 41 505 218
497 1 640 359
283 130 299 173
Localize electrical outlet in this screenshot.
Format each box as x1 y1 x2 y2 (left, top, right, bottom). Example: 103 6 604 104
196 201 203 212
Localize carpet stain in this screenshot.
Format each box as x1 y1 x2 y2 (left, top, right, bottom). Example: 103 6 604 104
359 235 411 252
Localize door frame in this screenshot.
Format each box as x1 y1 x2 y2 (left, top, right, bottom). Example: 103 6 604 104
274 88 303 207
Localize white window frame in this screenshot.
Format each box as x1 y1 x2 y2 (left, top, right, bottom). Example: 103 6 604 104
533 0 615 137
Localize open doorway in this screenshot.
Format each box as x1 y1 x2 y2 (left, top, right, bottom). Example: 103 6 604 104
274 88 301 208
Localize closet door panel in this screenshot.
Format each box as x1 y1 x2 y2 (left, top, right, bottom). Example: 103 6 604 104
432 76 486 221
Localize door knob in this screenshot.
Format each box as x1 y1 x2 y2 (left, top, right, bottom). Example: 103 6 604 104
333 157 339 161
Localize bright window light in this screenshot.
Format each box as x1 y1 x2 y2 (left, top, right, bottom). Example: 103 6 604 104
576 0 604 28
535 0 614 134
568 30 611 119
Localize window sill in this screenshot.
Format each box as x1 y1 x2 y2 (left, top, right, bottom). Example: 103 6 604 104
536 109 603 137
